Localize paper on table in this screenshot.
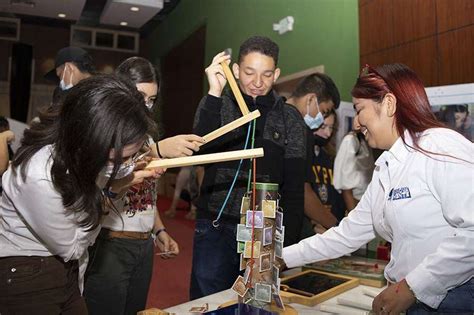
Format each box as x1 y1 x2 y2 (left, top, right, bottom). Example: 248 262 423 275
319 304 371 315
362 288 380 298
337 296 372 311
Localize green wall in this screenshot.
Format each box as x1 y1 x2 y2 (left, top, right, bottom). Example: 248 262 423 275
148 0 359 101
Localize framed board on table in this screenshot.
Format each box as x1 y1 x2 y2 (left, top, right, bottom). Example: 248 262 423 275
303 256 387 288
279 270 359 306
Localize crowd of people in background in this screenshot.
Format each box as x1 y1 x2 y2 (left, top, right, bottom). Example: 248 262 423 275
0 36 472 315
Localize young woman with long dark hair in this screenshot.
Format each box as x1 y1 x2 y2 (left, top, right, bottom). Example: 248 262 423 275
282 63 473 314
0 74 159 314
84 57 204 315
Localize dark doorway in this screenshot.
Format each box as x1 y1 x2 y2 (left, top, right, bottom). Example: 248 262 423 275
161 25 206 138
10 43 32 123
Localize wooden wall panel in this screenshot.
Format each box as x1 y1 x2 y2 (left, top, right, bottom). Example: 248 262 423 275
359 0 372 7
392 0 436 45
436 0 474 33
161 25 205 138
438 25 474 85
392 36 438 86
20 24 70 84
360 49 395 69
359 0 394 55
359 0 474 87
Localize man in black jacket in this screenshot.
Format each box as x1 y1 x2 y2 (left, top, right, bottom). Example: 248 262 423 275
190 36 307 299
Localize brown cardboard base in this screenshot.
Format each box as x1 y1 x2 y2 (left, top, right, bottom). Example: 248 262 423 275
137 308 170 315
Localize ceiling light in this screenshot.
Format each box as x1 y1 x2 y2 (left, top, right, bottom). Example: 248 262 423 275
58 13 66 18
130 6 139 12
120 21 128 26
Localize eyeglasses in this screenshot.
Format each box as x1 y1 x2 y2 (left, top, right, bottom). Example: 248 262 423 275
360 64 379 77
122 147 151 167
133 147 151 162
145 98 156 109
361 63 387 78
359 64 392 93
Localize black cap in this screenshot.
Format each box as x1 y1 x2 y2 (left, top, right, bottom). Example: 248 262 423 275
44 47 90 81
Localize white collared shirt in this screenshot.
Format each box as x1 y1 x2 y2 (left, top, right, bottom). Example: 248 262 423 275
0 145 100 291
283 128 474 308
333 132 374 200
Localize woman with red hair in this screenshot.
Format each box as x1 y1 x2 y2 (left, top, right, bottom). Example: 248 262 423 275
283 63 473 314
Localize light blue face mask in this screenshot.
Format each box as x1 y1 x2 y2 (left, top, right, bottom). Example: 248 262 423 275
303 97 324 130
59 65 74 91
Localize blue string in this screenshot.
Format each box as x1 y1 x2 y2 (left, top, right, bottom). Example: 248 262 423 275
212 122 253 227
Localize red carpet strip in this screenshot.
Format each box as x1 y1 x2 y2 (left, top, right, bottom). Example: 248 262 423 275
146 196 195 309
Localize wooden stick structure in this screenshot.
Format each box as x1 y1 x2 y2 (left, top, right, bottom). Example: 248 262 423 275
220 61 250 115
145 148 264 169
201 110 260 145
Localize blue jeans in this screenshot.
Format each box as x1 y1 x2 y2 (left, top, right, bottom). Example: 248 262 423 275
407 278 474 314
84 234 154 315
190 219 241 300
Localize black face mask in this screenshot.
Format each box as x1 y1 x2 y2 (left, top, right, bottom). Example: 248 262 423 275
313 134 330 147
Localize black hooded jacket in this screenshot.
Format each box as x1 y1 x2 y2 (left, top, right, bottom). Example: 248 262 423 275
193 88 307 246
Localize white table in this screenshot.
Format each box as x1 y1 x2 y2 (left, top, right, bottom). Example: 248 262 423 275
165 280 384 314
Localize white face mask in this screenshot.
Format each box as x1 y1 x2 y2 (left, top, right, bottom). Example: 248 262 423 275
95 162 136 189
95 148 150 188
145 100 154 111
304 97 324 130
103 163 135 179
60 65 74 91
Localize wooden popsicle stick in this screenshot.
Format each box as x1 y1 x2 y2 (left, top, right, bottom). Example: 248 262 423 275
145 148 263 169
201 110 260 144
220 61 250 115
280 284 314 297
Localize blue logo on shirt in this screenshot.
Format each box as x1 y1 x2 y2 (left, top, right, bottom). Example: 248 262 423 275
388 187 411 201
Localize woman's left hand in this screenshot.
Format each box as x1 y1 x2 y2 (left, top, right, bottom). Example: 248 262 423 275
109 159 165 193
372 279 416 314
154 231 179 259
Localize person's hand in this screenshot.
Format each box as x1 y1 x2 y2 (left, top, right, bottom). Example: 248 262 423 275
205 51 231 97
158 134 205 158
109 161 164 193
154 231 179 259
372 279 416 314
312 223 328 234
463 115 472 129
0 130 15 143
274 256 287 272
